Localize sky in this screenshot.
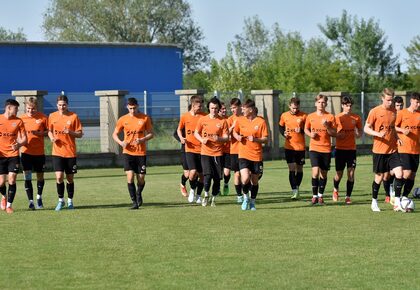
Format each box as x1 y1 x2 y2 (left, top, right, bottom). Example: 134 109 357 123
0 0 418 70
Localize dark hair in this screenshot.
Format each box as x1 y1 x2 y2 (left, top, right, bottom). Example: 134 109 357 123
243 99 255 108
207 97 221 110
341 96 354 105
190 95 203 105
57 95 69 104
5 99 19 107
127 97 138 106
289 97 300 106
411 92 420 101
393 96 403 104
230 98 241 106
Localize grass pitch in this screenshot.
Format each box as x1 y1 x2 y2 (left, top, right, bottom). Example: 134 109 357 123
1 156 419 289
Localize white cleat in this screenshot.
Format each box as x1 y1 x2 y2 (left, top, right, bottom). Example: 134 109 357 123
202 196 209 207
188 189 195 203
195 196 202 204
211 196 216 207
371 200 381 212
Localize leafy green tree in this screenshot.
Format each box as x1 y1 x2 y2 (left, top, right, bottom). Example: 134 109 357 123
0 27 26 41
318 10 398 92
406 35 420 91
42 0 210 72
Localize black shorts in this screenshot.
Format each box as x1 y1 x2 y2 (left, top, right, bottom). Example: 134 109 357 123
52 156 77 174
285 149 305 165
21 153 46 172
309 151 331 171
230 154 240 172
239 158 264 175
335 150 357 171
123 154 146 174
399 153 419 172
185 152 202 173
0 156 20 174
372 152 401 174
180 150 189 171
201 155 222 179
221 153 231 170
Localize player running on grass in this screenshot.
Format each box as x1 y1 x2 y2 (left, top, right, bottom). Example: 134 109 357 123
20 97 48 210
113 97 153 210
279 97 307 200
332 96 362 204
395 92 420 201
363 88 404 212
194 97 229 207
233 99 268 211
304 94 337 205
48 95 83 211
0 99 27 214
219 101 231 196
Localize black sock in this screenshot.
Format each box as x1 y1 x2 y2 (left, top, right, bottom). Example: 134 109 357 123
212 178 220 196
289 171 297 190
235 184 242 196
7 184 17 203
127 183 136 202
403 179 415 197
223 174 231 185
383 179 391 197
57 182 65 199
37 180 45 196
0 185 6 197
196 181 204 196
296 172 303 187
181 174 188 186
243 182 250 195
319 178 327 195
25 180 34 201
346 180 354 197
311 178 319 195
388 175 395 186
333 178 340 191
137 182 145 195
250 184 259 199
372 181 380 199
66 183 74 199
189 178 197 190
204 175 212 192
394 178 404 198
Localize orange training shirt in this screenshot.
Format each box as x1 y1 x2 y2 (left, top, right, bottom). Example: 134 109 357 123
335 112 362 150
395 108 420 154
48 111 83 158
234 116 268 162
195 115 228 157
0 115 26 158
366 105 397 154
228 114 241 154
114 112 153 156
305 111 336 153
178 112 206 154
20 112 48 155
279 111 307 151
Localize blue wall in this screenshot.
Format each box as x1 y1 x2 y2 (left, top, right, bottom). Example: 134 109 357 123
0 42 183 93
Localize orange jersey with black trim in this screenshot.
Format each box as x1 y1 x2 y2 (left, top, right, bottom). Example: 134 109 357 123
234 116 268 162
178 112 206 154
335 112 362 150
395 108 420 154
221 116 230 154
195 115 228 157
114 113 153 156
305 112 336 153
20 112 48 155
48 111 83 158
279 111 307 151
0 115 25 158
366 105 397 154
228 114 241 154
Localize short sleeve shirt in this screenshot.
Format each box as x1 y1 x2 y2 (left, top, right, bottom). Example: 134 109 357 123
335 112 362 150
395 108 420 154
195 115 228 157
178 112 206 154
234 116 268 162
366 105 397 154
279 111 307 151
0 115 25 158
20 112 48 155
305 112 336 153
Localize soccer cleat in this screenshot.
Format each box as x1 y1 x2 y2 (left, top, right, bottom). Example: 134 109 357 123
332 190 339 202
385 196 390 203
249 202 256 211
241 198 249 210
137 193 143 207
196 196 202 204
36 198 44 209
390 196 395 206
29 203 35 211
318 196 325 205
291 189 299 200
237 196 243 203
202 196 209 207
6 207 14 214
129 202 139 210
68 201 74 210
1 196 6 210
55 201 65 211
180 184 188 197
223 184 229 196
311 196 318 205
188 189 195 203
371 200 381 212
211 196 216 207
345 196 352 205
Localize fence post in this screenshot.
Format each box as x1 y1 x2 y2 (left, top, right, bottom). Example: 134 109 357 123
361 91 365 144
251 89 282 160
175 89 207 116
143 90 148 114
395 91 412 108
95 90 129 154
12 90 48 115
319 91 348 115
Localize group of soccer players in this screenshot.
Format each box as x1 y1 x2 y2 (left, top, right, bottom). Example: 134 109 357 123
0 95 83 214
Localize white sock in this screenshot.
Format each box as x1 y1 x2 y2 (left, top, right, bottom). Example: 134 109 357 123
29 199 34 204
59 198 64 203
395 197 401 206
68 198 73 204
37 194 41 200
6 202 12 208
318 193 323 198
204 191 209 197
372 198 378 204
